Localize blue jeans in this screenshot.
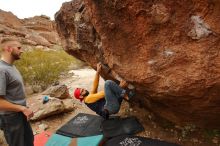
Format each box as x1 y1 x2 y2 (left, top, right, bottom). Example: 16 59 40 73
0 112 34 146
104 80 126 114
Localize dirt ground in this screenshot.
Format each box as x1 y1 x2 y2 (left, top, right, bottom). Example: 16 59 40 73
1 68 219 146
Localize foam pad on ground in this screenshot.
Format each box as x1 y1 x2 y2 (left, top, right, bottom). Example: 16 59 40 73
69 135 103 146
102 116 144 138
56 113 103 137
103 135 181 146
45 134 72 146
34 131 52 146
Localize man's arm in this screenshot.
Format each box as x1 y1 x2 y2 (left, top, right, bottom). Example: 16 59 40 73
0 96 24 112
90 63 102 94
0 96 33 120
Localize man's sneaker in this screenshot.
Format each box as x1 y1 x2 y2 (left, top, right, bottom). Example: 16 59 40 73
124 89 135 101
128 89 135 99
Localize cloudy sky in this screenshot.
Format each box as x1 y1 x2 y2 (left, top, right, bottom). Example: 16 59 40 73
0 0 71 20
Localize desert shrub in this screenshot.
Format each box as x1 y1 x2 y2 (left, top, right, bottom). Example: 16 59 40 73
203 129 220 140
15 49 81 89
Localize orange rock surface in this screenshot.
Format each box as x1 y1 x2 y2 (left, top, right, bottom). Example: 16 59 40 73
55 0 220 128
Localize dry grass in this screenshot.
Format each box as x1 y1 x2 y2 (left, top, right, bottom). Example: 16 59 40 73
15 49 82 90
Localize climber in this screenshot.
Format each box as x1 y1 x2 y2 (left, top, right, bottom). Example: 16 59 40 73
73 63 135 120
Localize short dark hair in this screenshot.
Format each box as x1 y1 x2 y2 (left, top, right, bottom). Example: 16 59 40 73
0 38 19 51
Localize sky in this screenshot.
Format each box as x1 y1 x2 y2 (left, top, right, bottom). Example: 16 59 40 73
0 0 71 20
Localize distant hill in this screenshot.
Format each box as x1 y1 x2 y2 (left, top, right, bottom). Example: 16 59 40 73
0 9 61 50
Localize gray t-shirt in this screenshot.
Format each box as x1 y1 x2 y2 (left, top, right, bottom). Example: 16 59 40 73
0 60 26 114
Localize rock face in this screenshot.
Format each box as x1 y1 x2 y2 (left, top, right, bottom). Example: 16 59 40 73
43 84 70 99
55 0 220 128
23 16 61 46
0 10 61 48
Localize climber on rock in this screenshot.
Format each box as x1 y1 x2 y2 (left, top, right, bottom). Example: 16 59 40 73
73 63 135 120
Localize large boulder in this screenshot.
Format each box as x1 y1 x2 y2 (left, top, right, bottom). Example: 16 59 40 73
55 0 220 128
28 95 75 121
43 84 70 99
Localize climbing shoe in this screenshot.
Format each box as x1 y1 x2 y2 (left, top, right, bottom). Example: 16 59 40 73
124 89 136 101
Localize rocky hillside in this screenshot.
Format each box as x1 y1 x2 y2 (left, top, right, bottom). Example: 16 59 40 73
55 0 220 128
0 9 61 49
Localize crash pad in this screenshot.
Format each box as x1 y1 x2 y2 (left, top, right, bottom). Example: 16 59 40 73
103 135 181 146
45 133 72 146
101 116 144 138
56 113 103 137
34 131 51 146
69 135 103 146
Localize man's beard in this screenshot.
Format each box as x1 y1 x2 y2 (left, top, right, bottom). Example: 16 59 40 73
83 90 89 97
11 51 21 60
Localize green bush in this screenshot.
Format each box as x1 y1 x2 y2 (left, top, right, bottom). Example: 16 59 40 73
15 49 80 89
203 129 220 140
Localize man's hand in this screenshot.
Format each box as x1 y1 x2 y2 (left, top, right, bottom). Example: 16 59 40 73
21 106 34 120
119 80 128 88
97 62 102 73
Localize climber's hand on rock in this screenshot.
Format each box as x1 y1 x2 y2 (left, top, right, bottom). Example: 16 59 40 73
97 63 102 73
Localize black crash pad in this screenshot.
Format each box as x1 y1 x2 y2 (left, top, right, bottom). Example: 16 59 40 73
56 113 103 138
101 116 144 138
103 135 181 146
